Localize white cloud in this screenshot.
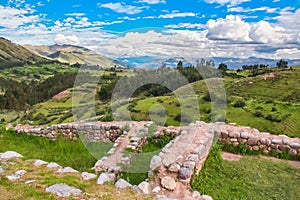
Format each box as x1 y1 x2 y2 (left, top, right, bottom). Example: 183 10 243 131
138 0 166 4
65 13 86 17
249 21 290 44
98 2 146 14
165 23 205 29
158 12 196 18
228 6 278 13
276 8 300 31
206 15 251 42
204 0 250 6
55 34 80 45
275 48 300 59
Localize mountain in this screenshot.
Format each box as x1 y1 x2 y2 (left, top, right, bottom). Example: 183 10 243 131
24 44 124 68
118 55 300 69
0 37 48 68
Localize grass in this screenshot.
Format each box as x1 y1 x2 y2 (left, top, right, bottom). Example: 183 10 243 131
0 126 102 172
191 143 300 200
0 157 152 200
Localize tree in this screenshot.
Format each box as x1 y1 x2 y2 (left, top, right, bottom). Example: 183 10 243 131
218 63 228 74
177 60 183 69
276 59 288 69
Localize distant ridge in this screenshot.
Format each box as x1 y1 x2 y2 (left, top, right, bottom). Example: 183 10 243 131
0 37 49 68
24 44 124 68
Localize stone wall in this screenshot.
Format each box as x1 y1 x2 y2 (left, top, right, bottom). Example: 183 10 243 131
10 122 129 142
214 124 300 156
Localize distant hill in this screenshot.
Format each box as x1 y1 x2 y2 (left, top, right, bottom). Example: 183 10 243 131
24 44 124 68
0 37 49 68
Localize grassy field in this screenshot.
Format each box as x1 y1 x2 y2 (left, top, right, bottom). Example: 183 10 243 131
0 126 109 172
191 144 300 200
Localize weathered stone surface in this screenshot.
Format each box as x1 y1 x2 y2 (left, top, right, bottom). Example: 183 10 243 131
229 132 240 138
45 183 82 197
183 161 196 169
168 163 181 173
81 172 97 180
97 173 116 185
202 195 214 200
150 155 162 170
290 143 300 149
0 151 23 159
240 132 249 139
152 186 161 193
47 162 61 169
25 180 36 184
57 167 78 174
156 195 178 200
0 167 4 173
192 191 201 198
178 167 192 180
115 178 132 189
33 159 48 167
272 139 282 145
6 170 27 181
161 176 176 191
138 181 151 194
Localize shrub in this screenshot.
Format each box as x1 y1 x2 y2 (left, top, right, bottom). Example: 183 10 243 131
233 99 246 108
265 114 281 122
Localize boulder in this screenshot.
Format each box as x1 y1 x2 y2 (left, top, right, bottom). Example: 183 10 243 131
161 176 176 191
33 159 48 167
56 167 78 174
115 178 132 189
0 167 4 174
97 173 116 185
168 163 181 173
47 162 61 169
81 172 97 180
152 186 161 193
6 170 27 181
192 191 201 198
178 167 192 180
45 183 82 197
138 181 151 194
0 151 23 159
150 155 162 170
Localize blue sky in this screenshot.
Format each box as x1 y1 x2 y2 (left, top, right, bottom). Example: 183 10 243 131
0 0 300 62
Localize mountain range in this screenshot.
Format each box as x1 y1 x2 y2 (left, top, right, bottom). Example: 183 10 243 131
1 37 300 70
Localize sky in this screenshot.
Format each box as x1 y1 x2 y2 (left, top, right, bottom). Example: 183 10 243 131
1 0 300 62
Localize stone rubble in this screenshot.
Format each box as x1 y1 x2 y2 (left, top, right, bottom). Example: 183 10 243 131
45 183 82 197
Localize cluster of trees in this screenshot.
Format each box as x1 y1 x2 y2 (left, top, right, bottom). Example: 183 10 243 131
0 72 94 110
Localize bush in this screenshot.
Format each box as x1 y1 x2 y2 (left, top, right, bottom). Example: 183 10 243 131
233 99 246 108
265 114 281 122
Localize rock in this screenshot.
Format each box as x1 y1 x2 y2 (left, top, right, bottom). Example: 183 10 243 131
168 163 181 173
138 181 151 194
183 161 196 169
152 186 161 193
47 162 61 169
0 151 23 159
161 176 176 191
6 170 27 181
290 143 300 149
115 178 132 189
0 167 4 173
192 191 201 198
240 132 250 139
45 183 82 197
97 173 116 185
56 167 78 174
187 154 199 162
156 195 178 200
202 195 214 200
178 167 192 180
81 172 97 180
33 159 48 167
162 158 172 167
272 139 282 145
25 180 36 184
150 155 162 170
131 185 143 193
229 132 240 138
